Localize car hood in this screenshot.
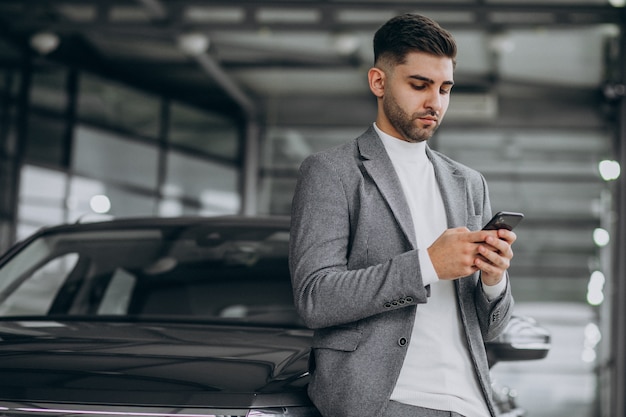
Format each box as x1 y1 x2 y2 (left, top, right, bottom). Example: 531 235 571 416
0 320 314 408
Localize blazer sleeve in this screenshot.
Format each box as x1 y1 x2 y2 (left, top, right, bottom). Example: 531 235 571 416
475 274 513 342
289 152 429 330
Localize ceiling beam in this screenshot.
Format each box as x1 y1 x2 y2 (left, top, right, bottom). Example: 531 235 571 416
1 0 621 33
135 0 167 20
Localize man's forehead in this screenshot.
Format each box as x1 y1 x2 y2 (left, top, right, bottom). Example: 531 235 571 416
402 51 454 66
398 52 454 81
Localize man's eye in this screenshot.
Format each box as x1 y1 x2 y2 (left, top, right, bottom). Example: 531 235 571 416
440 89 451 95
412 84 426 90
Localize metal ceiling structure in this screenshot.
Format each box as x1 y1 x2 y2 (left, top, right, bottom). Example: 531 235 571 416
0 1 623 112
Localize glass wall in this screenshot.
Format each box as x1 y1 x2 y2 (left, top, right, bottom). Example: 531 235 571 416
77 73 161 138
10 64 242 242
162 150 240 216
0 42 23 251
169 102 240 160
72 125 160 190
17 166 67 238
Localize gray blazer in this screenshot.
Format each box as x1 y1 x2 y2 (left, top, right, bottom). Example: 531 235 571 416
289 126 513 417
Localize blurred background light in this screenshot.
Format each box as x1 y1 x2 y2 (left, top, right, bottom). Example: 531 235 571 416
333 33 361 56
582 322 602 363
593 227 610 247
89 194 111 213
598 159 621 181
587 271 606 306
178 32 210 56
30 32 60 55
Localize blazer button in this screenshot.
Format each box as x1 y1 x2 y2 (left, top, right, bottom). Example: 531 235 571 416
398 337 407 347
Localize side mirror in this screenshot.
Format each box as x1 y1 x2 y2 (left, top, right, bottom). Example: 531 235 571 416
486 315 551 368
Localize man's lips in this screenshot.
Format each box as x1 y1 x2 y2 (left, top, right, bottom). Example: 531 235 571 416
417 116 438 126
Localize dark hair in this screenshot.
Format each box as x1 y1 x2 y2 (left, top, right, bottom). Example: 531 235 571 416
373 13 457 68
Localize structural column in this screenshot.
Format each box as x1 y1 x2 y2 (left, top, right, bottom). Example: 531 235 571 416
611 9 626 417
0 51 29 253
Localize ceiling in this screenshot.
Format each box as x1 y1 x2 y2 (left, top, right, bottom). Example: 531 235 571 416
0 1 623 114
0 0 624 303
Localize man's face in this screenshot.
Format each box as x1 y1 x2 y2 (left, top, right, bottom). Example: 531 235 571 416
379 51 454 143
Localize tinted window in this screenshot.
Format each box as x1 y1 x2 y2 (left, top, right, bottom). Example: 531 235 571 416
0 224 299 326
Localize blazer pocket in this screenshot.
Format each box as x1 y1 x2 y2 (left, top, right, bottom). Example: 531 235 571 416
312 326 362 352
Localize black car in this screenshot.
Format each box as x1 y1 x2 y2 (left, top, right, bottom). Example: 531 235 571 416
0 216 549 417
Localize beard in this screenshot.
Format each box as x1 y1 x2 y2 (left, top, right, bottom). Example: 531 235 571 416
382 94 440 143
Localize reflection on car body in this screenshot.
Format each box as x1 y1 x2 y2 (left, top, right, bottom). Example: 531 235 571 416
0 215 549 417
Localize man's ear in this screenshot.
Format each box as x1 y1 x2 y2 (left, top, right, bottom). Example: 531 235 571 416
368 67 385 98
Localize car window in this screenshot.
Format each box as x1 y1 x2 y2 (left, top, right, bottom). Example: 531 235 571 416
0 237 57 296
0 253 79 316
97 268 136 315
0 224 303 326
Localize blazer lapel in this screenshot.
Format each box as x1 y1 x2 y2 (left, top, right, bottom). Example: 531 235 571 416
357 130 471 249
428 148 488 395
357 127 417 249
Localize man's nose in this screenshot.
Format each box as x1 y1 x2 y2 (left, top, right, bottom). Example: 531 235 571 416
424 90 442 111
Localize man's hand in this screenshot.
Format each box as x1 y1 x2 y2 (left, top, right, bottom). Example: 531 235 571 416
427 227 516 284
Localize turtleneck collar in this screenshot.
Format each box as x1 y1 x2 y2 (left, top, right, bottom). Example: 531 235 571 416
373 122 428 163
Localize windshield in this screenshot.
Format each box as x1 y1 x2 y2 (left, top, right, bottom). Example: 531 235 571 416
0 222 301 326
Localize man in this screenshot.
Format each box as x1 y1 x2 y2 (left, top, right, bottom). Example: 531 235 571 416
289 13 515 417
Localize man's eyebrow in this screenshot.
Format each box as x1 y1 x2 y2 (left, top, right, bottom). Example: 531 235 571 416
409 74 455 86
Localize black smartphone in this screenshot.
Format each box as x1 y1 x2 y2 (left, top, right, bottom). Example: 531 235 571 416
482 211 524 231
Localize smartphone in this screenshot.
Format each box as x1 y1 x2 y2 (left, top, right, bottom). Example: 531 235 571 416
482 211 524 231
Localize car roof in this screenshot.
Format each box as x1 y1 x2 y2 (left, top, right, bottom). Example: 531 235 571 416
1 215 291 263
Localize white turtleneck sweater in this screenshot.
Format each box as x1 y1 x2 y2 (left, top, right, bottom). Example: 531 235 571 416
374 123 501 417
